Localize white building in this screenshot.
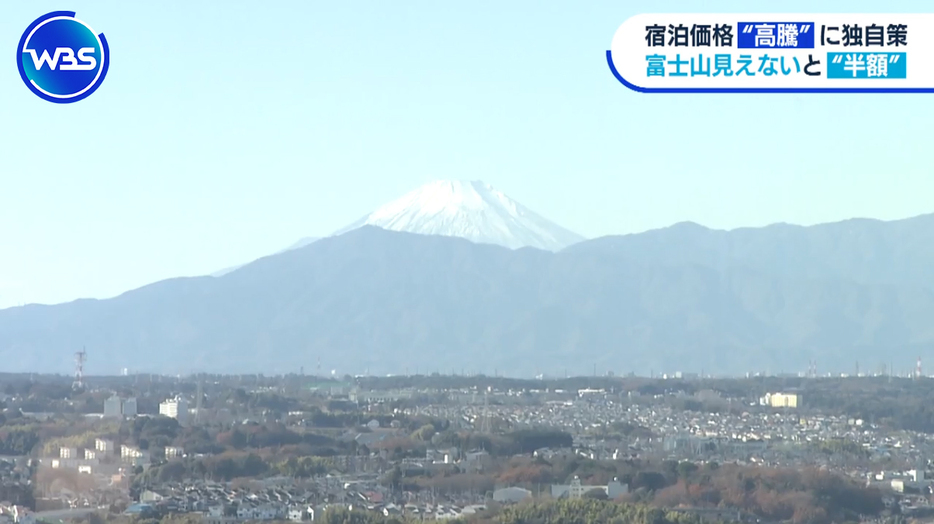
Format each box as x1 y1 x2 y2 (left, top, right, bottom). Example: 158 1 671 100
128 452 150 467
159 397 189 425
103 395 138 418
551 476 628 499
121 445 149 462
84 449 97 460
492 487 532 503
59 447 78 459
95 439 115 454
123 397 138 416
165 446 184 459
103 396 123 418
256 504 282 520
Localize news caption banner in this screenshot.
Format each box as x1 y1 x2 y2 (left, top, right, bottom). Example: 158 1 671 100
607 14 934 93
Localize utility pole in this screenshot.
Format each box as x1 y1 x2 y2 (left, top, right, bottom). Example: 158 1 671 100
192 378 203 424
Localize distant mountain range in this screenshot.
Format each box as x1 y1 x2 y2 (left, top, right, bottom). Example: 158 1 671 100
2 209 934 376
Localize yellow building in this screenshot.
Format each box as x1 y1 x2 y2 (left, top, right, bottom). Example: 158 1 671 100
766 392 799 408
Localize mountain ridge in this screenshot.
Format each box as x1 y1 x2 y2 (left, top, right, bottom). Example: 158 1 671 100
3 215 934 376
565 212 934 289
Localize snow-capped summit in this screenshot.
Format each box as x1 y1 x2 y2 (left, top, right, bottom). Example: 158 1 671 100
210 181 581 277
333 180 584 251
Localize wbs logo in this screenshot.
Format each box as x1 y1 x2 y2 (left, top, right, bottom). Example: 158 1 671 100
17 11 109 103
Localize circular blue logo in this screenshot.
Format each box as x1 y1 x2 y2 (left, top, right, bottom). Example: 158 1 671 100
17 11 109 103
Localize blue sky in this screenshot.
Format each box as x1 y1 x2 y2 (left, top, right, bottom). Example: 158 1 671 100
1 1 932 308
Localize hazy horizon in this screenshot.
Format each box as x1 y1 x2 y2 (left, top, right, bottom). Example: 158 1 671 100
4 204 932 310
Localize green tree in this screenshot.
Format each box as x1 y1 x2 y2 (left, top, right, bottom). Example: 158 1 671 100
412 424 436 441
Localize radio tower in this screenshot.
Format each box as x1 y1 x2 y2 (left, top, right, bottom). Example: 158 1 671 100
73 348 87 390
806 359 817 379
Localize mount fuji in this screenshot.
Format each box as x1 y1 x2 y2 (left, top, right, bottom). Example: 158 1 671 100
332 180 584 251
210 180 580 277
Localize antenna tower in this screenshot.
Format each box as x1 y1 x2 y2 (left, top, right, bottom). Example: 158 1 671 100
73 348 87 390
806 359 817 379
480 392 491 433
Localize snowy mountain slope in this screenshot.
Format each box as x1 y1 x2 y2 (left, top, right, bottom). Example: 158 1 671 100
214 180 578 277
333 180 584 251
